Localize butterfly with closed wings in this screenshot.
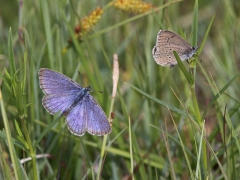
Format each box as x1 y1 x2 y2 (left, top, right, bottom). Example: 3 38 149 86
152 30 198 67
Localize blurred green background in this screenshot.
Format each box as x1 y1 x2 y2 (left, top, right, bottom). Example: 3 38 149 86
0 0 240 179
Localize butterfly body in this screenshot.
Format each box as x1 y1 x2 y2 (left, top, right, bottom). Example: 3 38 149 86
61 86 91 116
152 30 197 67
39 68 111 136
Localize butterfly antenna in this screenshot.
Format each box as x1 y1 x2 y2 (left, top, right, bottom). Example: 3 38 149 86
88 86 103 94
90 89 103 94
77 70 86 85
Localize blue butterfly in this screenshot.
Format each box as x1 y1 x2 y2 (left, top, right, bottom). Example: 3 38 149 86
38 68 111 136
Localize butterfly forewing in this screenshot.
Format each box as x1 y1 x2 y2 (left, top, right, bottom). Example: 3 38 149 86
39 68 81 95
39 68 82 114
159 31 191 48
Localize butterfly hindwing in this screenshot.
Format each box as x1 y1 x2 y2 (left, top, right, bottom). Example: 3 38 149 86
42 93 77 115
65 95 111 136
65 99 87 136
86 96 111 135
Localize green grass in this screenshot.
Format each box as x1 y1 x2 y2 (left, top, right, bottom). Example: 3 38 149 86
0 0 240 179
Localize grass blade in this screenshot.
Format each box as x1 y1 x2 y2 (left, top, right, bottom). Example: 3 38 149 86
126 83 188 116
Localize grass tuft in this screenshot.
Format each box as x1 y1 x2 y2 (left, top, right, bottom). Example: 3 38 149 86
0 0 240 179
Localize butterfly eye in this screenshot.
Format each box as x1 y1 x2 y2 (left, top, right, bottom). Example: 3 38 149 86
193 47 198 51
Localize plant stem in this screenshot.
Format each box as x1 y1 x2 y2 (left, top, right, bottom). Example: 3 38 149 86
20 117 38 180
97 98 115 180
189 65 207 170
0 90 20 180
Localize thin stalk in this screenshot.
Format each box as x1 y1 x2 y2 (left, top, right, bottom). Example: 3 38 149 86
0 90 20 180
97 54 119 180
19 117 38 180
97 98 115 180
190 85 201 123
129 117 134 180
189 65 207 170
189 64 201 122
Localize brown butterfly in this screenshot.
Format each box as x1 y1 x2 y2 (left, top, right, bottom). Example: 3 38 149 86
152 30 198 67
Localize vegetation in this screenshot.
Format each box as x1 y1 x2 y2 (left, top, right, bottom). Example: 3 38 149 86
0 0 240 179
